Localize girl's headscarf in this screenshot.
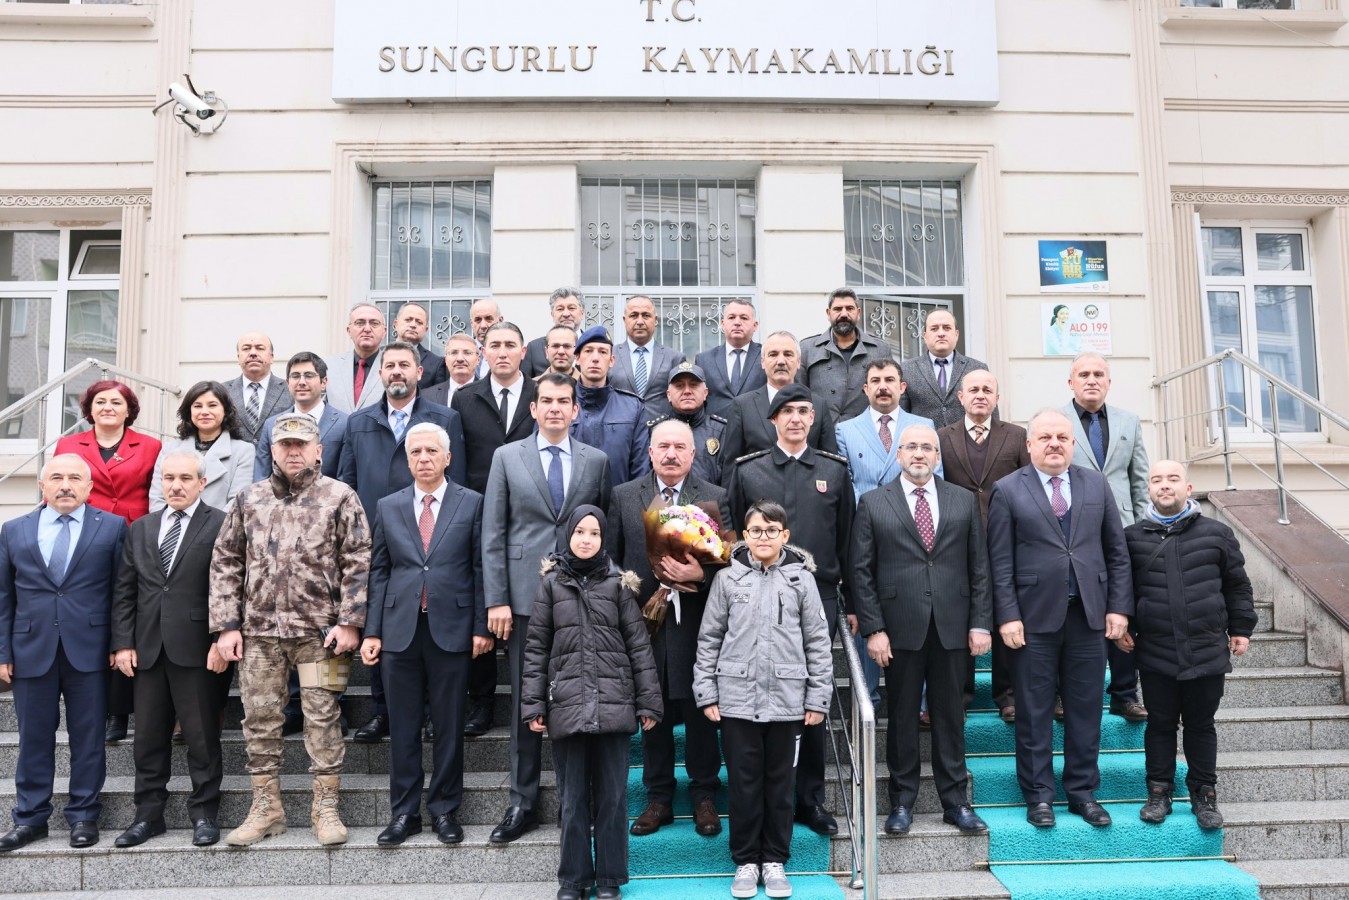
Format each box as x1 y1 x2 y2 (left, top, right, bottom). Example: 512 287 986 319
555 504 611 579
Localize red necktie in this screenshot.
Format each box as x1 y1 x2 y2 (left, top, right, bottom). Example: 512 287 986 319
419 494 435 611
353 356 369 405
913 486 935 553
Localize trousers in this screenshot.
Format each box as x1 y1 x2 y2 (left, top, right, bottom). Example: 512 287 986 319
239 636 345 776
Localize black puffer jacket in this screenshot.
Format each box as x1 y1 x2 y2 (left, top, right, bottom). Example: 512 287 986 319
1124 510 1256 680
520 558 663 740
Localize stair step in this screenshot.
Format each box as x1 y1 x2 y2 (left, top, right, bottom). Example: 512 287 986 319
1222 799 1349 861
1216 749 1349 802
1236 857 1349 899
833 813 987 875
5 886 571 900
872 871 1010 899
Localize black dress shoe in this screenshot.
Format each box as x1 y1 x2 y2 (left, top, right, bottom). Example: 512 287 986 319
490 806 538 844
69 820 100 848
377 814 423 846
0 824 47 852
999 704 1016 723
1068 800 1112 827
942 805 989 834
114 819 165 848
433 812 463 844
423 719 436 743
171 722 185 745
1053 698 1065 721
463 701 492 737
884 805 912 835
105 715 128 744
595 887 621 899
556 889 583 900
281 714 304 737
1026 802 1056 828
192 818 220 846
353 714 389 743
795 804 838 835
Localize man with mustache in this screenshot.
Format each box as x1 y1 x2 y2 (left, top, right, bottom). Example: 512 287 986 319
645 362 727 485
800 288 891 422
325 304 389 414
224 332 289 447
720 331 838 464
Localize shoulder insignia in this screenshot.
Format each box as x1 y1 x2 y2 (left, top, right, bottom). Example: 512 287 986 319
709 414 728 424
646 415 670 429
734 449 772 465
816 450 848 465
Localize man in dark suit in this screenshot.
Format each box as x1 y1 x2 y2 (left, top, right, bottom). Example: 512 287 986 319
225 332 289 447
360 423 493 846
391 301 449 391
421 333 481 408
853 424 992 837
481 373 611 844
937 370 1029 721
0 454 127 850
338 341 466 743
110 449 228 847
451 321 539 734
898 310 991 430
721 331 838 463
987 409 1133 829
253 351 348 482
695 300 766 419
522 287 586 378
610 295 686 419
608 419 731 839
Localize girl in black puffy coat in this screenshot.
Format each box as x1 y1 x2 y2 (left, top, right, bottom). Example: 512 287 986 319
521 504 663 900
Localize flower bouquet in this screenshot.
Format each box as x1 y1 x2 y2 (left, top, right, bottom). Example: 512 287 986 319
640 499 735 636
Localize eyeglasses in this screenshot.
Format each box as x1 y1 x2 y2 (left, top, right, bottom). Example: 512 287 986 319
746 527 783 539
287 372 322 381
899 443 938 454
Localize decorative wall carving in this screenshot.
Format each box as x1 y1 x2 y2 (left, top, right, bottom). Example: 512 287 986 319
1172 190 1349 207
0 192 151 209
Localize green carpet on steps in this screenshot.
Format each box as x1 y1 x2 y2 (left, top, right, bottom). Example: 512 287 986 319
618 875 844 899
967 752 1189 804
990 861 1260 900
964 710 1146 756
981 804 1219 862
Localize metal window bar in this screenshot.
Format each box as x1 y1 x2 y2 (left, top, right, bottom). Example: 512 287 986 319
828 611 877 898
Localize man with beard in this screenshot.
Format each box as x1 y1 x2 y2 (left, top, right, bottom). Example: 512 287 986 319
522 287 587 378
721 331 838 463
570 326 650 488
391 302 449 391
800 288 891 422
645 362 726 485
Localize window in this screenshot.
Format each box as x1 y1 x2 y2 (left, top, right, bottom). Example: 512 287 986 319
844 178 966 360
368 179 491 353
1199 224 1319 434
0 228 121 445
1180 0 1295 8
581 177 756 356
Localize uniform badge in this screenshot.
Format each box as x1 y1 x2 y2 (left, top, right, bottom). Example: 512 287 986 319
816 480 827 493
706 437 720 456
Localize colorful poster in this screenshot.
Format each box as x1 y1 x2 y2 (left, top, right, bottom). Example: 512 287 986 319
1039 240 1108 293
1042 302 1112 357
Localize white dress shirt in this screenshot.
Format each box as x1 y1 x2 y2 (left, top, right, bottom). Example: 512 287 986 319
900 476 940 534
414 480 448 525
491 375 525 428
536 434 573 489
295 400 326 424
156 499 201 572
725 344 750 383
1036 467 1072 508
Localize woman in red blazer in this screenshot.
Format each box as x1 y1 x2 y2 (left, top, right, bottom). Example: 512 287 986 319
54 380 162 523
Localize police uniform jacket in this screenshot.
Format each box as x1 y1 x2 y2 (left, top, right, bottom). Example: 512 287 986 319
572 383 652 488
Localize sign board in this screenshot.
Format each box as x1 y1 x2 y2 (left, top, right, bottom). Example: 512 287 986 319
1039 240 1109 294
1042 302 1113 357
332 0 1000 105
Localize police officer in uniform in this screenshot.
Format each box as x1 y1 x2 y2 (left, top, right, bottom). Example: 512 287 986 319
724 383 854 835
571 326 651 488
645 362 726 485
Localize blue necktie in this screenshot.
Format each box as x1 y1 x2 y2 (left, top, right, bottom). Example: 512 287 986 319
1088 411 1106 469
546 446 565 514
392 408 408 443
48 514 73 583
633 347 649 396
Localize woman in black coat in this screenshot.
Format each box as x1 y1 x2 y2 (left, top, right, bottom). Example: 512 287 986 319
521 505 663 900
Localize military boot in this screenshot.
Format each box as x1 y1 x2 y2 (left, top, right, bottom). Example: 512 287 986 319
1191 784 1224 830
226 775 286 846
311 775 347 845
1139 780 1173 824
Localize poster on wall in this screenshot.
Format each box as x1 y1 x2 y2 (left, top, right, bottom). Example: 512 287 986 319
1042 302 1112 357
1038 240 1109 294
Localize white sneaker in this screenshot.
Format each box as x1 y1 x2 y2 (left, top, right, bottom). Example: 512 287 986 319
731 863 761 898
762 862 792 898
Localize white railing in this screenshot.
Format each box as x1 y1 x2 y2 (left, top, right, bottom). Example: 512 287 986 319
829 611 878 897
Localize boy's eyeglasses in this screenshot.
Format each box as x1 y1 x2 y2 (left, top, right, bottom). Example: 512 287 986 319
746 527 783 539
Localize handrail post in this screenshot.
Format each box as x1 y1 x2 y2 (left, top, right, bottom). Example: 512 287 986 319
1158 381 1170 459
35 395 48 503
1216 363 1235 490
836 612 877 899
1268 380 1290 525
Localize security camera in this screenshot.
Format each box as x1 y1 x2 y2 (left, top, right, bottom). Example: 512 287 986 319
169 82 215 120
153 75 228 135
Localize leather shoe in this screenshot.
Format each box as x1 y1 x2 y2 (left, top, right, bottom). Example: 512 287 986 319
918 710 931 730
796 804 838 835
595 887 621 899
377 814 422 845
0 824 47 851
999 704 1016 723
281 714 304 737
693 798 721 836
423 719 436 743
1053 698 1065 721
943 805 988 834
1069 800 1112 827
489 806 538 844
556 890 583 900
884 805 912 835
114 819 165 848
433 812 463 844
192 818 220 846
171 722 185 745
1026 802 1055 828
629 802 673 836
353 714 389 743
1110 700 1149 722
69 821 99 848
105 715 128 744
464 700 493 737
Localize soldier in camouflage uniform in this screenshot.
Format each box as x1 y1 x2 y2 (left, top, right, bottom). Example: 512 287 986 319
645 362 727 485
209 413 371 847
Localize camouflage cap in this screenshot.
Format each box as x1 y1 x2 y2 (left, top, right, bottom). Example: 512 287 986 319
272 412 320 443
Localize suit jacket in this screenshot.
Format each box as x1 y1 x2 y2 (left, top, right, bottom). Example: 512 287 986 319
835 408 941 501
937 418 1031 524
420 377 471 409
323 348 386 414
521 335 551 379
110 503 225 669
720 385 838 465
54 427 161 523
365 483 487 654
224 374 290 446
150 434 253 513
1062 402 1150 526
899 353 991 430
0 505 127 674
253 404 348 482
987 464 1134 634
610 341 686 419
450 375 540 494
798 330 890 421
695 342 767 419
336 395 468 524
481 438 611 617
415 346 449 391
851 477 992 652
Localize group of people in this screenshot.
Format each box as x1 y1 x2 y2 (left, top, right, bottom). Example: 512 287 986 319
0 286 1256 900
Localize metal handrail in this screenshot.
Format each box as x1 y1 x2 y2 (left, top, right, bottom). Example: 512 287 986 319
829 612 877 897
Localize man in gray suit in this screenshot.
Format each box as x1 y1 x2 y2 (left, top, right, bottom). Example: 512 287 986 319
853 424 991 837
324 304 387 414
610 295 686 419
694 300 766 419
1062 351 1150 722
899 310 991 430
253 352 348 482
799 288 890 422
224 332 288 447
481 373 612 845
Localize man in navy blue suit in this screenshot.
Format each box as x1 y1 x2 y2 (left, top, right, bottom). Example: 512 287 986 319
0 454 127 850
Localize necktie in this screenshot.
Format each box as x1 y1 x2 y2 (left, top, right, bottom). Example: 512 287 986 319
353 356 368 404
1050 475 1068 519
662 486 676 506
730 349 744 392
48 514 73 582
392 408 408 443
935 357 949 392
498 387 511 431
160 510 184 575
245 382 262 433
878 414 893 455
972 423 987 444
1088 411 1106 468
546 446 565 514
913 487 935 553
633 347 649 396
419 494 435 611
